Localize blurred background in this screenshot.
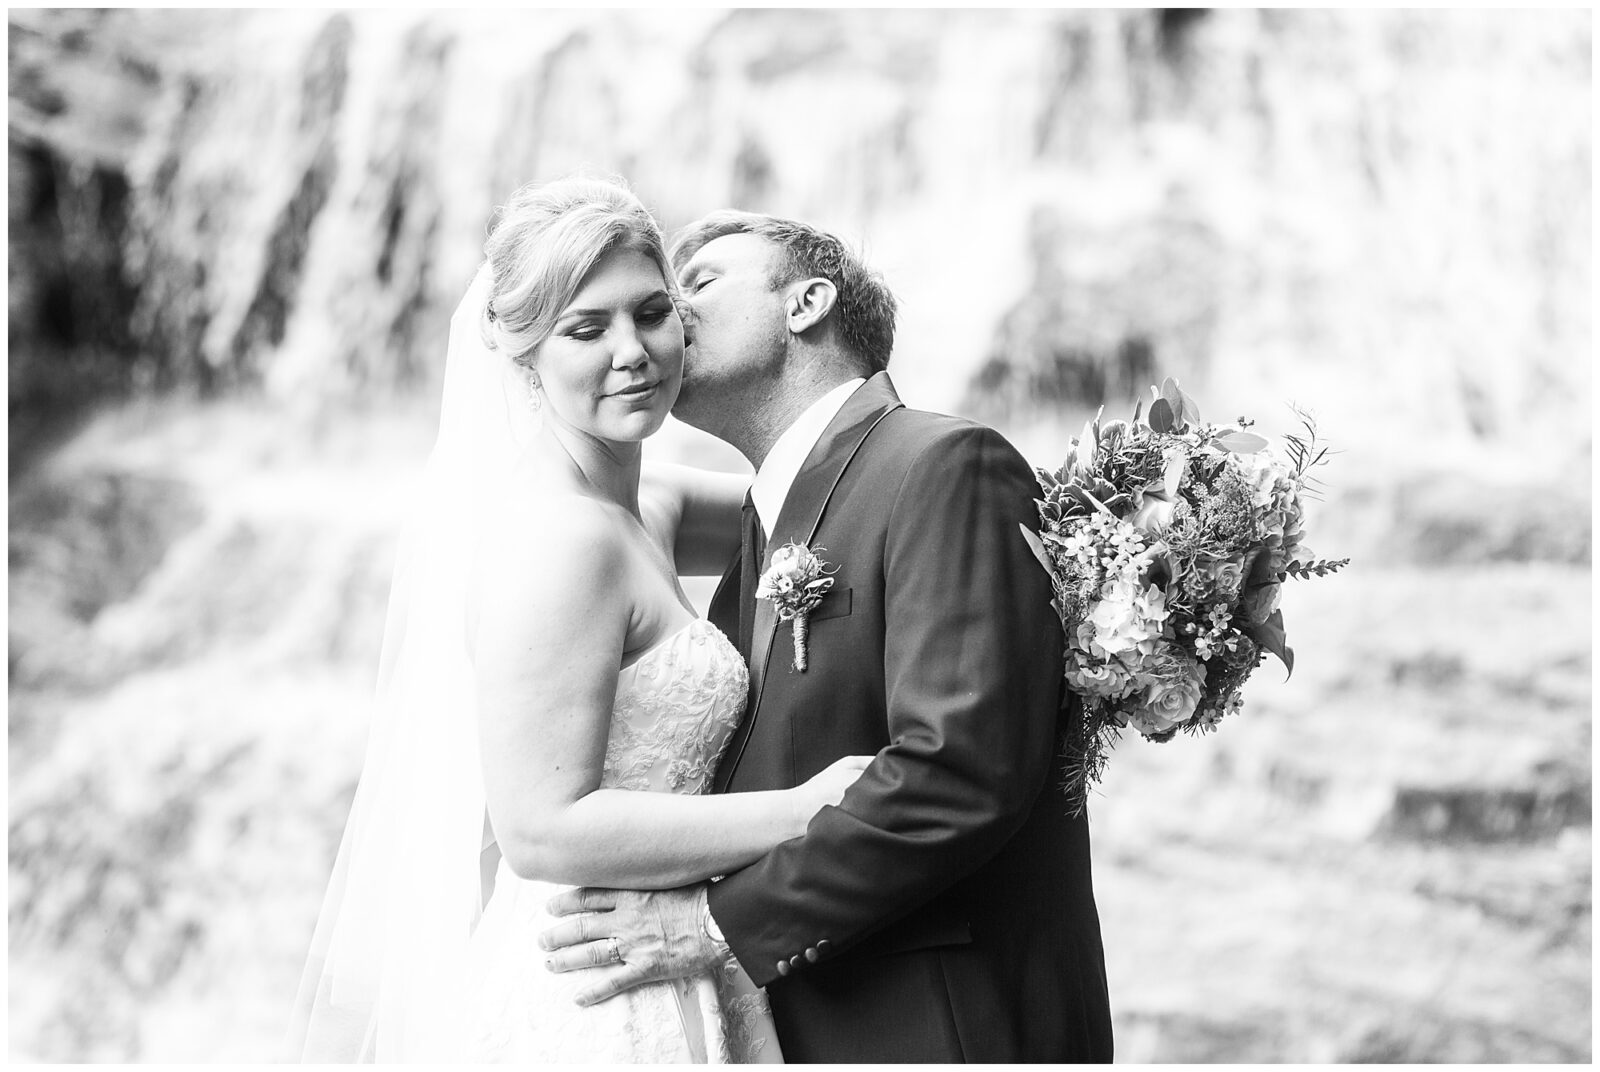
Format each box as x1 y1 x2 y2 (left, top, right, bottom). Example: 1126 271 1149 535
8 7 1591 1062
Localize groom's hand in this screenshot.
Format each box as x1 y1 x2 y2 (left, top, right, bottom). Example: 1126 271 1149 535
539 884 730 1007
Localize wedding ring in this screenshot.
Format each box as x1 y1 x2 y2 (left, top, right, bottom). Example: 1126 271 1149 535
605 937 624 964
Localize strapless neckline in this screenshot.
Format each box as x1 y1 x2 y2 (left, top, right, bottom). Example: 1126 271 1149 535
603 617 747 794
618 617 711 679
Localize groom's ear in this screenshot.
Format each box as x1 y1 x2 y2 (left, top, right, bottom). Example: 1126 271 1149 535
785 278 838 336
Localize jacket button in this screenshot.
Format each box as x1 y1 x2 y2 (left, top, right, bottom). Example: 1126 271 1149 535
803 947 820 963
774 960 791 977
815 939 832 954
788 953 804 968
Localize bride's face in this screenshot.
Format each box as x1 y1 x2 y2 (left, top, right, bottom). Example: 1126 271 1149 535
534 246 684 444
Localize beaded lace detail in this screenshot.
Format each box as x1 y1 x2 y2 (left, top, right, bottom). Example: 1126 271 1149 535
604 619 749 793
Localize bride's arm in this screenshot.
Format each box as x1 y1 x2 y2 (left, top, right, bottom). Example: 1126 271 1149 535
473 497 857 891
641 460 748 576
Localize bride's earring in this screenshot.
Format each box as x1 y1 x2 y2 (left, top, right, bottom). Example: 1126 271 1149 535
526 371 542 411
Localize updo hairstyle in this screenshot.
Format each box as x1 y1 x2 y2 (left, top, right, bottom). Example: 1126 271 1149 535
480 175 674 371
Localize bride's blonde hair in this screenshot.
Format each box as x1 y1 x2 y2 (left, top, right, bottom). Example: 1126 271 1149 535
481 174 674 371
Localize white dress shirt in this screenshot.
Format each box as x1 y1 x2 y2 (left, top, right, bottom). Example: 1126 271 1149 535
750 378 866 536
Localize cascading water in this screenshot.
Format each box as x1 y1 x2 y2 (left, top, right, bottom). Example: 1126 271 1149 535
8 8 1591 1062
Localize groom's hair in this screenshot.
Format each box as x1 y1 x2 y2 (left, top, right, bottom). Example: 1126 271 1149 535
671 211 897 374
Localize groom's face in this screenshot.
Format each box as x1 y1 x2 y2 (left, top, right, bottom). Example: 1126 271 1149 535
671 232 791 427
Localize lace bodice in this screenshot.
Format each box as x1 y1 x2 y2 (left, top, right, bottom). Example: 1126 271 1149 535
458 619 778 1063
604 618 750 793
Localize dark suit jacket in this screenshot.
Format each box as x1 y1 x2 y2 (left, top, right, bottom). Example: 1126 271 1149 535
705 373 1113 1063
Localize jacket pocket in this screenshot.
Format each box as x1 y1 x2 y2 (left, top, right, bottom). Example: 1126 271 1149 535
809 586 853 622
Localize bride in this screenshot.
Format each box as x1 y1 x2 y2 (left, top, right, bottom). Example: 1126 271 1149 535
289 176 867 1062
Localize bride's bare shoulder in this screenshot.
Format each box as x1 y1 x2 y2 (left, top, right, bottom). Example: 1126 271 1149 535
472 487 634 648
483 479 627 565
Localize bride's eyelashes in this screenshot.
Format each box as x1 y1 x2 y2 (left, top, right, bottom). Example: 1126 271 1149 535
562 303 676 343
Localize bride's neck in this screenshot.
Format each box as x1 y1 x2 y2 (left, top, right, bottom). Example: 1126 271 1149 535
536 421 643 517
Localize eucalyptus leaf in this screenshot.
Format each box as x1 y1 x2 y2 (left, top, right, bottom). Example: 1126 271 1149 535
1069 485 1116 516
1019 523 1058 582
1213 430 1269 453
1176 382 1200 425
1248 609 1295 678
1244 553 1278 588
1161 379 1189 428
1149 397 1174 433
1162 450 1187 497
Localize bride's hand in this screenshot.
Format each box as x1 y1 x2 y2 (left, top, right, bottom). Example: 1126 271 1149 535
789 755 873 834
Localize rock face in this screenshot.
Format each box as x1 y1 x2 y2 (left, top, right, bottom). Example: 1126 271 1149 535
8 10 153 464
8 9 1591 439
6 8 1592 1064
131 14 356 395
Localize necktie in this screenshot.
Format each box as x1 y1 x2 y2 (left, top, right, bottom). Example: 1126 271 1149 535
736 493 767 660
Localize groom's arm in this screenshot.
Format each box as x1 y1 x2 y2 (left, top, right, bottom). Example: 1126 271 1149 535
641 459 749 576
707 420 1065 987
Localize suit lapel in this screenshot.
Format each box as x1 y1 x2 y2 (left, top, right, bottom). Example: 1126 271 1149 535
715 372 903 791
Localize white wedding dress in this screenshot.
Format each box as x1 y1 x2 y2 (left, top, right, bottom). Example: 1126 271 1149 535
290 269 779 1062
453 619 782 1063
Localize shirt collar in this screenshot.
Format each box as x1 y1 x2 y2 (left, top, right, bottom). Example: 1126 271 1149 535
750 378 866 535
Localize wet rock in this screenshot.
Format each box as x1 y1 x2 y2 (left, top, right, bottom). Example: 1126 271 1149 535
1338 1013 1586 1063
1390 469 1593 565
1379 783 1590 843
9 469 203 645
1117 1010 1287 1063
8 10 154 464
966 195 1224 423
128 13 354 394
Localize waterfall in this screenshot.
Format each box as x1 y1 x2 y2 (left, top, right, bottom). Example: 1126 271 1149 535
7 8 1592 1063
11 8 1589 436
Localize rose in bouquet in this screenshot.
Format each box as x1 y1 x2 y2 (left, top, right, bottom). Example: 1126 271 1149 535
1021 378 1348 815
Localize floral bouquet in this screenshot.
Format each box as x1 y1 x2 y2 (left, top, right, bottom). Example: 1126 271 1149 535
1022 378 1347 815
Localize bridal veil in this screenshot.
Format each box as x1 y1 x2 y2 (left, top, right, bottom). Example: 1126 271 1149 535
289 264 536 1060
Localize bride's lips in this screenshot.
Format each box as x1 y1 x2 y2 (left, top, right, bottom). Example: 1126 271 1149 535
611 380 661 400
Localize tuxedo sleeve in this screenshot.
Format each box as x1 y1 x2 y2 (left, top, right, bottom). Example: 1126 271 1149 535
706 423 1065 987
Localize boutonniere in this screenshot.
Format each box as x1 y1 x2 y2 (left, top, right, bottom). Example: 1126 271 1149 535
756 542 837 671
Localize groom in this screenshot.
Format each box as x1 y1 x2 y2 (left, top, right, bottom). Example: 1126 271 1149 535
541 211 1113 1062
